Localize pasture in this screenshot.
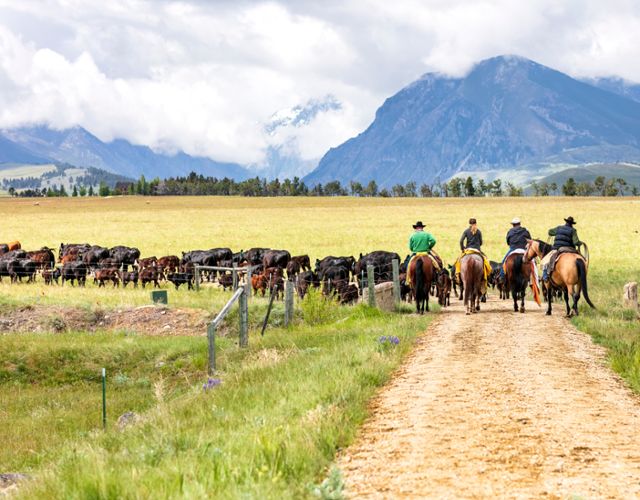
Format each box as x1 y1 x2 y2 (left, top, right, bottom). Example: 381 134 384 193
1 195 639 498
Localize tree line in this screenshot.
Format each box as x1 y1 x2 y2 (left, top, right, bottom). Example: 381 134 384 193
5 172 638 198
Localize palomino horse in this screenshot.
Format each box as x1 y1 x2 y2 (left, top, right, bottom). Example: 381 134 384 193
523 239 595 317
460 253 484 314
409 255 434 314
504 252 531 313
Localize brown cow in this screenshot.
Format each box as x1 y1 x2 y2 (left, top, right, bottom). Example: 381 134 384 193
157 255 180 274
139 268 160 288
136 256 157 270
7 241 21 251
26 248 55 270
251 273 268 296
94 268 120 287
42 268 61 285
264 267 285 300
290 254 311 271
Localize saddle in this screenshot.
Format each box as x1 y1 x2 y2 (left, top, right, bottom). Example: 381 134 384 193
455 249 492 282
548 247 580 275
406 252 441 286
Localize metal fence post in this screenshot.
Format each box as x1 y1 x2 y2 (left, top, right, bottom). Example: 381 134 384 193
284 280 294 327
239 290 248 348
367 264 376 308
392 259 401 304
195 265 201 291
207 323 216 374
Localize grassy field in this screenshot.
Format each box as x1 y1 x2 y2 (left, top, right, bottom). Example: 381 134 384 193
0 195 639 498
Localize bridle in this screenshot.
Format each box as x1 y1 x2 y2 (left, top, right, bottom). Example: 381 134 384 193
522 240 536 264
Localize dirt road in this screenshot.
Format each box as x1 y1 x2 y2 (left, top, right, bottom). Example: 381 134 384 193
339 296 640 498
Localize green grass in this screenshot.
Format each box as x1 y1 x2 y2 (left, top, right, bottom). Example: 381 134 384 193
6 299 431 499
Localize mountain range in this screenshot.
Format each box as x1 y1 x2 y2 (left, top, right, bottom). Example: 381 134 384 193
3 55 640 188
304 56 640 187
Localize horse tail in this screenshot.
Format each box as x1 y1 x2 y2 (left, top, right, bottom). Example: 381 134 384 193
415 257 425 302
576 258 595 309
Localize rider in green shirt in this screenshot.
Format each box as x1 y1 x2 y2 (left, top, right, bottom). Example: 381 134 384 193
409 220 437 253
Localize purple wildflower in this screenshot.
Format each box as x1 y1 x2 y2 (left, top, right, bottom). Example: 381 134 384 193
378 336 387 343
203 378 222 391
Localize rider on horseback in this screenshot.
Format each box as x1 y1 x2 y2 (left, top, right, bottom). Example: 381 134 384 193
405 221 440 276
499 217 531 279
542 216 583 281
457 218 492 292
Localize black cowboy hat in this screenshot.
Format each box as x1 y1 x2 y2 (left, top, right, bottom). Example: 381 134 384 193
469 218 477 224
412 221 425 229
564 216 577 225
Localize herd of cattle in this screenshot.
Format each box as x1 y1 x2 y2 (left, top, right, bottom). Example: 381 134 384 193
0 241 429 305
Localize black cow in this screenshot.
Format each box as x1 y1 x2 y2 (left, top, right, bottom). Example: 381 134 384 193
59 243 91 261
109 246 141 270
167 271 193 290
61 261 88 286
354 251 401 289
121 270 139 288
315 256 355 280
7 259 37 283
262 250 291 269
321 266 349 295
0 249 27 261
245 248 270 266
83 246 111 269
296 270 320 299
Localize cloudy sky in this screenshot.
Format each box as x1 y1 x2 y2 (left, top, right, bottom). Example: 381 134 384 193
1 0 639 166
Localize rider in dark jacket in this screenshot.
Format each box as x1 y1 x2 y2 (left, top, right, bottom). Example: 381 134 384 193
459 218 483 251
500 218 531 278
542 216 582 281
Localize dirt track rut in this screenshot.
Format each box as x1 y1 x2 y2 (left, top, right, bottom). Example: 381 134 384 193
339 296 640 498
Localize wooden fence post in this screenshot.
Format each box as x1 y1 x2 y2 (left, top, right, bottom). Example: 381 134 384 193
239 290 248 347
232 264 238 291
207 323 216 375
367 264 376 308
285 280 294 327
195 265 201 291
246 267 253 298
392 259 401 304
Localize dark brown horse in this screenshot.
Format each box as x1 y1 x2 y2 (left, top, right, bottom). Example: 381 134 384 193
523 239 595 317
409 255 434 314
460 253 483 314
504 252 531 313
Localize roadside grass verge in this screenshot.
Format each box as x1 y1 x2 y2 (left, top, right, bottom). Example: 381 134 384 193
573 268 640 392
7 302 431 498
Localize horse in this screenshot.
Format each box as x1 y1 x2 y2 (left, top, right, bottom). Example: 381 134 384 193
504 252 531 313
409 255 434 314
523 239 595 317
460 253 484 314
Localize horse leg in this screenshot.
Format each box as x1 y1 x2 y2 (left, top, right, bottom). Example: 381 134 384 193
546 286 553 315
475 287 481 312
571 284 580 316
563 289 571 317
520 287 525 313
512 282 519 312
459 280 464 301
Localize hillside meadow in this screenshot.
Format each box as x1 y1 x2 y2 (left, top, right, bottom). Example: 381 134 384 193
0 195 639 498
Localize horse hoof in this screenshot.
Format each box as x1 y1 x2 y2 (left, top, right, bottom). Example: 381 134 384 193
466 311 470 315
546 311 551 316
520 308 525 313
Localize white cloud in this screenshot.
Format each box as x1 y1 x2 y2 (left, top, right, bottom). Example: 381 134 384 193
1 0 640 168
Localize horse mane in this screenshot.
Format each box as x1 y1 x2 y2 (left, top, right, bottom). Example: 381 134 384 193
535 239 553 257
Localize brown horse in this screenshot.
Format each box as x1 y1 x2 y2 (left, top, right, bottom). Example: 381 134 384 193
523 239 595 317
460 253 484 314
409 255 434 314
504 252 531 313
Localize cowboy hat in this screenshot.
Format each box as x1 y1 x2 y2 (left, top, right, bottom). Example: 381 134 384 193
564 216 577 225
412 221 425 229
511 217 521 225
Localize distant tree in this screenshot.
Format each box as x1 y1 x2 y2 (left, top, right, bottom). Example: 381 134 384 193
490 179 503 197
8 187 15 197
632 185 639 196
98 181 110 197
549 182 558 195
576 182 595 196
464 176 475 197
79 185 87 197
448 178 463 197
404 181 417 197
562 178 577 196
349 181 363 196
594 176 606 196
506 182 522 197
379 188 391 198
477 179 488 196
530 181 540 196
616 178 628 196
72 185 78 197
604 179 619 196
391 184 405 197
363 180 378 197
419 183 432 197
324 181 344 196
88 185 95 196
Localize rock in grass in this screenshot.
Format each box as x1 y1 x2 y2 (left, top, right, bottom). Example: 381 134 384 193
0 473 30 490
117 411 142 431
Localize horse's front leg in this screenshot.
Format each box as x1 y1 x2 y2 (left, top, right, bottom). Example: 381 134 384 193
520 287 525 313
563 289 571 317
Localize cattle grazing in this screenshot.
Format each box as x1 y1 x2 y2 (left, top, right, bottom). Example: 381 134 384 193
0 249 27 261
8 259 37 283
94 268 120 287
286 259 301 279
245 247 270 266
61 262 88 286
334 279 359 305
321 266 349 295
42 268 61 285
218 273 234 291
26 247 56 270
315 256 355 280
251 273 268 296
121 270 139 288
262 250 291 270
0 243 8 255
83 246 111 269
263 267 285 299
436 270 452 307
296 270 320 299
290 255 311 271
399 272 412 302
354 251 401 288
157 255 180 275
139 268 160 288
167 271 193 290
59 243 90 262
109 246 141 270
